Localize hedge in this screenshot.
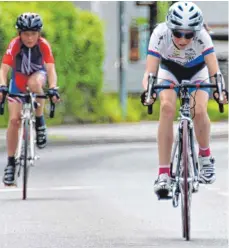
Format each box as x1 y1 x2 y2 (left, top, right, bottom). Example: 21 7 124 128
0 1 104 125
157 2 170 23
0 92 227 128
100 94 228 123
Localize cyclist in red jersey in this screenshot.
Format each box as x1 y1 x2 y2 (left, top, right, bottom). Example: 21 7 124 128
0 13 60 186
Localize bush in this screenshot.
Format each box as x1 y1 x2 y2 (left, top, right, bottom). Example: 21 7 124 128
0 92 227 128
0 2 104 126
157 2 170 23
99 94 228 123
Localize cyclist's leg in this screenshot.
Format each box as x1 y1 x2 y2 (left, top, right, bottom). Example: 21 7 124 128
27 70 47 149
154 67 178 196
7 101 22 157
27 70 46 115
3 78 22 185
190 67 215 184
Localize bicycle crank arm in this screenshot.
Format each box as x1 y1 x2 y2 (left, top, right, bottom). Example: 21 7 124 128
172 183 180 208
179 178 193 183
192 181 199 193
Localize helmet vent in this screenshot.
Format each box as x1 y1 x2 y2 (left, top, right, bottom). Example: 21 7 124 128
171 20 182 26
173 10 183 19
189 12 199 20
189 22 199 27
178 5 183 11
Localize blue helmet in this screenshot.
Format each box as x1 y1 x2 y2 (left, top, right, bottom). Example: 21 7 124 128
16 12 43 31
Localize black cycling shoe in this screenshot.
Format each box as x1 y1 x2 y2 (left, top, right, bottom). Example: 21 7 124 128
36 125 47 149
3 164 16 186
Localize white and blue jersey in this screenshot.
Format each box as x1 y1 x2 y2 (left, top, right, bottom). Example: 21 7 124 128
148 23 214 93
148 22 214 69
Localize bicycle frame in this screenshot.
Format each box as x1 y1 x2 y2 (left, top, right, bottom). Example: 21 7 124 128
16 91 37 167
170 81 199 208
15 91 39 185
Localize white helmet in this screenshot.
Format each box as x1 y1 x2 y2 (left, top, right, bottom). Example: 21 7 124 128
166 2 204 31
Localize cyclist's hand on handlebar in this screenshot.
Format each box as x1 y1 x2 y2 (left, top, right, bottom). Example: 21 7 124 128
48 88 60 103
213 89 228 105
140 90 157 106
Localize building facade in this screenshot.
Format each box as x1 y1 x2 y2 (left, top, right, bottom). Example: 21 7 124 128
74 1 228 93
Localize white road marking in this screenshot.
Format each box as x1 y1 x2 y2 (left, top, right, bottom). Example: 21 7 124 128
203 186 221 191
0 185 103 193
218 192 229 197
202 185 228 197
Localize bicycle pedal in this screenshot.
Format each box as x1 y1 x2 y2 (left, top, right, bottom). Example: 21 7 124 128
156 190 172 200
158 195 173 200
4 182 17 188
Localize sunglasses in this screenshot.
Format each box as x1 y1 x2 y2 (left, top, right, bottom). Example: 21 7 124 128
172 30 195 39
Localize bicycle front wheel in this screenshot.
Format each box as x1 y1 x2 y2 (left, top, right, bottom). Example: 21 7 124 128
181 119 191 241
22 119 29 200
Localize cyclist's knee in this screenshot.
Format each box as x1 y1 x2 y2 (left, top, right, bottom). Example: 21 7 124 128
27 73 45 92
193 103 207 118
28 80 43 91
160 101 176 119
8 118 20 129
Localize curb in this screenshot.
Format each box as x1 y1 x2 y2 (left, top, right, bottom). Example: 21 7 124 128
0 133 227 152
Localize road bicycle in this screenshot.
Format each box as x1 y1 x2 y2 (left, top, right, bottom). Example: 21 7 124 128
145 73 225 240
0 88 56 200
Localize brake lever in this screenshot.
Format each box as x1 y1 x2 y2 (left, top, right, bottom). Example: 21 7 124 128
214 73 224 113
146 73 156 114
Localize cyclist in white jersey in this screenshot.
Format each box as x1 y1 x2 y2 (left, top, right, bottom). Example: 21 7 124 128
141 2 228 198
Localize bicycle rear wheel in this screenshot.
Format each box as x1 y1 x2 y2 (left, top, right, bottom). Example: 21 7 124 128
22 119 29 200
180 119 191 241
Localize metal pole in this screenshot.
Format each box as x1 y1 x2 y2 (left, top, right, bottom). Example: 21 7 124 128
149 2 157 37
119 1 127 120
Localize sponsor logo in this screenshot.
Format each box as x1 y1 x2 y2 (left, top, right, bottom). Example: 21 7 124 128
185 48 196 62
158 35 164 46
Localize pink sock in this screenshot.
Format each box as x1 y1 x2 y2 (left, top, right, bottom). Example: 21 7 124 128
159 167 170 175
199 147 211 157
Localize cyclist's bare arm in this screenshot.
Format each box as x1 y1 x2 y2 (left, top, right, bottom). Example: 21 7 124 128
0 64 10 102
45 63 57 89
204 52 220 76
45 63 60 103
142 55 160 90
205 52 228 104
0 63 10 86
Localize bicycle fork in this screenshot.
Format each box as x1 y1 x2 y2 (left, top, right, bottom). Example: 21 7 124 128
15 117 40 178
171 120 199 208
171 127 180 208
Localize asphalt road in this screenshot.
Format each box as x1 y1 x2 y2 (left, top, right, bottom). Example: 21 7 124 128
0 140 228 248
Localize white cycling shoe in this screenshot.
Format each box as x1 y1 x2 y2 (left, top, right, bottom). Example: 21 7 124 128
154 173 172 198
198 155 216 184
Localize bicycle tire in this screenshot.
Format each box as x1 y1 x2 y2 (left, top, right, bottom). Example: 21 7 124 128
181 119 191 241
22 119 29 200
